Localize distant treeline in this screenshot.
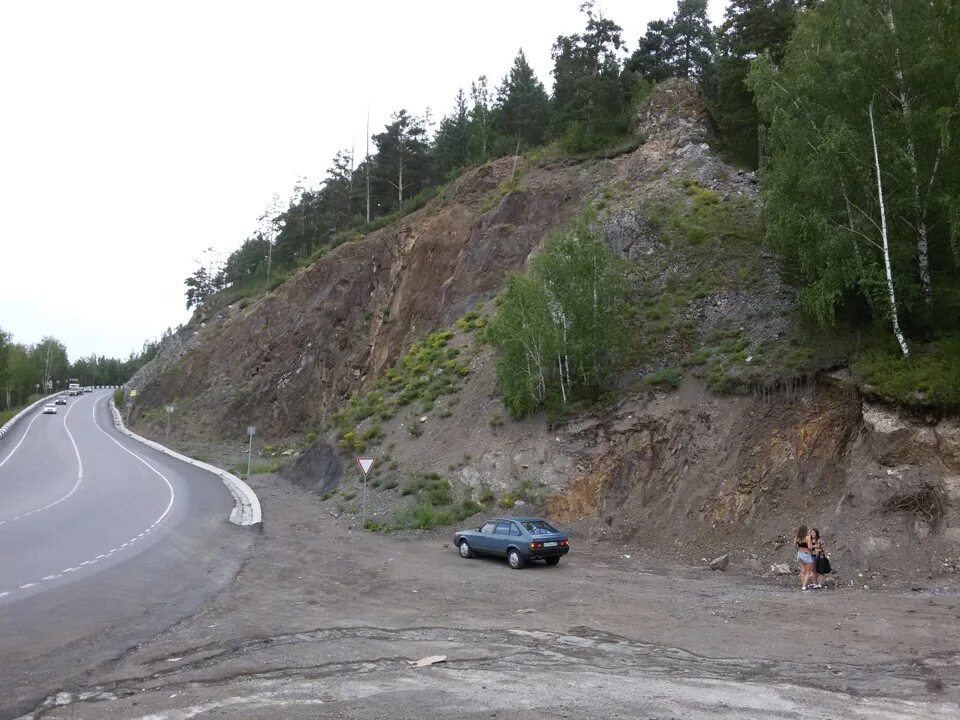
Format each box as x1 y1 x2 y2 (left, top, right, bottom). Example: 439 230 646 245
0 328 161 409
185 0 805 309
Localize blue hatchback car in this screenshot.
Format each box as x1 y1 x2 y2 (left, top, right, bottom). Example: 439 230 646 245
454 517 570 569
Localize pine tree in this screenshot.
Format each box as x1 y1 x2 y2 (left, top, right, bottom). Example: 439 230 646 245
551 1 627 151
496 49 551 149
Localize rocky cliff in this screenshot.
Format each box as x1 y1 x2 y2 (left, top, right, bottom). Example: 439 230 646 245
127 79 959 580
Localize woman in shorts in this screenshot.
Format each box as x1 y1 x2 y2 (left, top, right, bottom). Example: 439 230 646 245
809 528 825 589
795 524 815 591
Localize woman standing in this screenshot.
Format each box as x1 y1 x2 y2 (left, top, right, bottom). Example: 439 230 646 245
809 528 826 589
795 524 815 591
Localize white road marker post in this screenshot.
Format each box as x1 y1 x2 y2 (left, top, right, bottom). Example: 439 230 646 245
357 457 375 527
246 425 256 480
165 405 174 439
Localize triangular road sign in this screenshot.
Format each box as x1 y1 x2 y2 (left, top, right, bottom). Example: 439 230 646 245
357 457 375 476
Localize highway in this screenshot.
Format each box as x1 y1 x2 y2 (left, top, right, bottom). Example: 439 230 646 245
0 390 252 719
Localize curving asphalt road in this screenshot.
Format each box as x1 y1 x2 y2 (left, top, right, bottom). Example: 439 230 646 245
0 390 252 719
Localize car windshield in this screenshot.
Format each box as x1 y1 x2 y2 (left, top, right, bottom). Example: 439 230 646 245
520 520 558 535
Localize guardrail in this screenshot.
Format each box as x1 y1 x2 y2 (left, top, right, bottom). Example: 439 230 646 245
108 400 262 527
0 393 62 441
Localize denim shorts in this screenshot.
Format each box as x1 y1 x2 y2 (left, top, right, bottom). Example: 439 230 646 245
797 551 814 564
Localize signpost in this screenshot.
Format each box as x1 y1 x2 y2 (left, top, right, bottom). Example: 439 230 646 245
357 457 375 526
165 405 175 438
246 425 256 480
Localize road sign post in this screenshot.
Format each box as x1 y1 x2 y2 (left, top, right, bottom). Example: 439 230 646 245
165 405 174 439
246 425 256 480
357 457 375 527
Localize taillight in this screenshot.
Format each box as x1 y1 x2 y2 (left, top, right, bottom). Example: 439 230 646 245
560 539 569 546
529 542 542 549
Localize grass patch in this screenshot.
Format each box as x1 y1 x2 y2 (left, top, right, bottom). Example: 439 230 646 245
852 336 960 409
250 460 284 474
643 368 681 389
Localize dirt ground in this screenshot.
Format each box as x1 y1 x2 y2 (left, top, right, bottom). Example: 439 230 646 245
23 464 960 720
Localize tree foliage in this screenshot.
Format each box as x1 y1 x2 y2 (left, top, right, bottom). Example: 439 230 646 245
748 0 960 350
551 1 629 151
0 326 160 410
489 211 629 417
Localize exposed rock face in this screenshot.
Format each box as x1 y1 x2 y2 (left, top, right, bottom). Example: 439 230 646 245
547 379 960 578
130 157 614 438
280 441 341 495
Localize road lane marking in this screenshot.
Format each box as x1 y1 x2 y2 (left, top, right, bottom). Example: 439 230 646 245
0 411 44 468
0 398 86 526
0 396 178 603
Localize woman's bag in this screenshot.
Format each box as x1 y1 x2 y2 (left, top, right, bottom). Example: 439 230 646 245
815 553 832 575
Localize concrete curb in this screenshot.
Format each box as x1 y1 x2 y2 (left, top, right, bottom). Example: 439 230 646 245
0 393 61 441
108 400 262 527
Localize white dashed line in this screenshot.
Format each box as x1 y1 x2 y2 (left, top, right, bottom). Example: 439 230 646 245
0 396 177 603
0 399 86 527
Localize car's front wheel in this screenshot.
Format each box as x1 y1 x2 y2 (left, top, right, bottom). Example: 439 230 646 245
458 540 473 559
545 556 560 566
507 549 525 570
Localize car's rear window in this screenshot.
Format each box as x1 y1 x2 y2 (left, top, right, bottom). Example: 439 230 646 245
520 520 558 535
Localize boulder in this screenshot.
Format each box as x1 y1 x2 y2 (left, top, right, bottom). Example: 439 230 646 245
280 440 341 495
770 563 792 575
709 554 730 571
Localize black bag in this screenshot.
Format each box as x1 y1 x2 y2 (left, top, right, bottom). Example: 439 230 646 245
815 553 832 575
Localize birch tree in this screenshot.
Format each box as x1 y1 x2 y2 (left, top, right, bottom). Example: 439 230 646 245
489 211 629 417
748 0 960 347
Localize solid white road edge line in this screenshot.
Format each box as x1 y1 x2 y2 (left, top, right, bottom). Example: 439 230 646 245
106 399 262 527
0 400 86 526
0 398 178 602
0 392 61 444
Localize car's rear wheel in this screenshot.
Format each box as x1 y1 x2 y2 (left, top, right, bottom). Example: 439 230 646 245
507 549 524 570
545 556 560 566
458 540 472 559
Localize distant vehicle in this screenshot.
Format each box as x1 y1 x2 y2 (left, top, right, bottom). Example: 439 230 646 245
42 404 57 414
55 396 67 405
83 387 93 393
68 378 80 395
454 517 570 569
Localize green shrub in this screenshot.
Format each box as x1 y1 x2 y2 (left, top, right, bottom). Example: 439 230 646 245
407 423 423 437
852 338 960 408
341 489 357 501
112 388 124 407
643 368 681 389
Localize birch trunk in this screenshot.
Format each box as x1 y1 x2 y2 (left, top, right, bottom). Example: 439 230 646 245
884 3 932 302
869 100 911 359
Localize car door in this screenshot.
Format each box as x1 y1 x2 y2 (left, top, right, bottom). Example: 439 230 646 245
493 521 513 556
473 521 497 553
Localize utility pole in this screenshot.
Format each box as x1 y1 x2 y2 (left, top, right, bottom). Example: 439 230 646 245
246 425 256 479
365 106 371 224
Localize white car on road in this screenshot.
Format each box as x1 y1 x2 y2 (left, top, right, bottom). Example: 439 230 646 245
42 404 58 414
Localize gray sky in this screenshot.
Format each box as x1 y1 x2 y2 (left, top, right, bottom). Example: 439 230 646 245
0 0 725 361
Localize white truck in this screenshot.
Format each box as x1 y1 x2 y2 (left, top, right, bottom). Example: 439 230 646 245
68 378 81 396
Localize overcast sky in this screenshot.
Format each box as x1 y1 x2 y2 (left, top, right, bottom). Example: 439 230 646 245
0 0 725 361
